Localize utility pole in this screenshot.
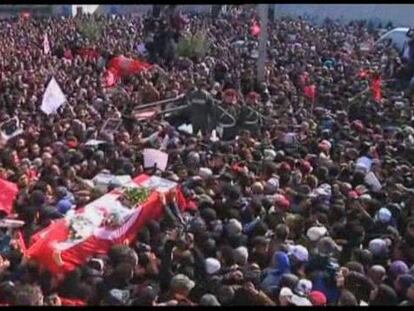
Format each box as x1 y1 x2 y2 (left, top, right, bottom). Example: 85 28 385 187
256 4 268 84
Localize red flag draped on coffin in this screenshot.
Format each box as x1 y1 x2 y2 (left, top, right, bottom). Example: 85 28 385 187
26 174 193 275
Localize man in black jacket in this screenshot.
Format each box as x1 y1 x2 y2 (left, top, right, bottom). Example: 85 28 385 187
185 80 215 137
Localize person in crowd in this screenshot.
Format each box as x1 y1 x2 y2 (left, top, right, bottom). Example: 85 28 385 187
0 6 414 306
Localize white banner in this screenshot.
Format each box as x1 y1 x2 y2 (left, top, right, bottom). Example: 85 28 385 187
41 77 67 115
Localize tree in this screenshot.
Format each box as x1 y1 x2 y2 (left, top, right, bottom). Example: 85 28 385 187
176 31 210 59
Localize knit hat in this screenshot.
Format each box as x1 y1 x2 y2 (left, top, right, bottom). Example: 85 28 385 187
288 245 309 263
170 274 195 291
275 194 290 210
295 279 312 296
309 291 327 306
389 260 409 278
57 199 74 215
306 226 327 242
264 149 277 161
205 258 221 275
318 140 331 152
376 208 392 223
368 238 388 257
264 177 279 194
234 246 249 265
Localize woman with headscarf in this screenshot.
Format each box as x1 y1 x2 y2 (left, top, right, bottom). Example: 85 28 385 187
260 251 291 293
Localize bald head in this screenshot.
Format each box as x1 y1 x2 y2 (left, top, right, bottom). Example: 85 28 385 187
368 265 386 285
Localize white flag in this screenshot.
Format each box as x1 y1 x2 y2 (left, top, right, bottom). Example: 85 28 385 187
41 77 67 115
43 33 50 55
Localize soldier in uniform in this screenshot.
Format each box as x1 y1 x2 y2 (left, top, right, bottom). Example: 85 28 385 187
238 91 261 137
185 80 215 136
214 89 240 142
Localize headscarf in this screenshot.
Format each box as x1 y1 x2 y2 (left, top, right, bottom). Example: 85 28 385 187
261 251 291 292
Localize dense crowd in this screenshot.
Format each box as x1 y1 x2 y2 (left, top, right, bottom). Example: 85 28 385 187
0 5 414 306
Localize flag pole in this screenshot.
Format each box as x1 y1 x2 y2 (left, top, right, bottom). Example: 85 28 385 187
256 4 268 84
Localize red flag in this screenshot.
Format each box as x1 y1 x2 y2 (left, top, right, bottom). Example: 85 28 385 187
304 84 317 106
0 179 18 215
250 20 261 37
107 56 152 76
15 230 27 256
371 76 382 103
102 68 120 88
26 174 194 275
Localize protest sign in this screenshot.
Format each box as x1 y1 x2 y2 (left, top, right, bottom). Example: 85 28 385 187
143 148 169 171
100 118 122 134
0 117 23 142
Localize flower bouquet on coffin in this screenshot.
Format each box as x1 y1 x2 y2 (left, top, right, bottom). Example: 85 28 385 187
118 186 152 209
66 208 104 242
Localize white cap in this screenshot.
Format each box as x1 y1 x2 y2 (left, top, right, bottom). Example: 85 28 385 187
205 257 221 275
307 226 327 242
279 287 294 298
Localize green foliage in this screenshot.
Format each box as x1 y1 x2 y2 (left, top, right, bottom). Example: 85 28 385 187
177 31 210 59
76 19 103 42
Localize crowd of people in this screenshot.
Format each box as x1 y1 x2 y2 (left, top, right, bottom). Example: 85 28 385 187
0 5 414 306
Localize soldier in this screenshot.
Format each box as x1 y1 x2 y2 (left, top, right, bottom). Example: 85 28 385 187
238 91 261 137
214 89 240 142
185 80 215 136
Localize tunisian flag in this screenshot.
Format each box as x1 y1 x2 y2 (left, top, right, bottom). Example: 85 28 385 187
26 175 193 275
103 56 152 88
304 84 317 106
107 55 152 76
0 178 18 215
250 20 261 37
370 75 382 103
